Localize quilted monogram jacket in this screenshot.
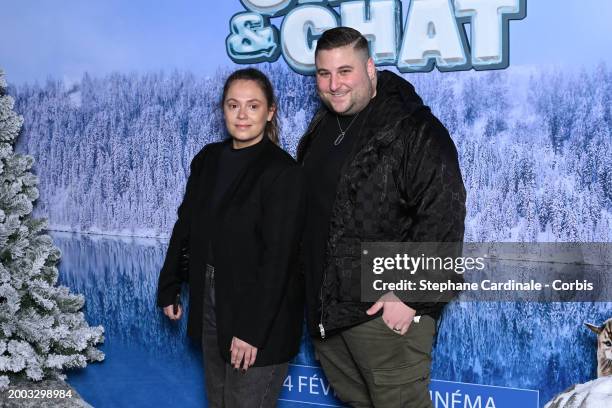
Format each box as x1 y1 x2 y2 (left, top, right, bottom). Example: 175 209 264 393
297 70 466 337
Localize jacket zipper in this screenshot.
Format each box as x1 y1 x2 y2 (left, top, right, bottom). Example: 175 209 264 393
300 110 330 340
318 284 326 339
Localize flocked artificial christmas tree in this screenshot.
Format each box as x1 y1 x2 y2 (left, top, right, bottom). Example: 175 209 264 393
0 69 104 390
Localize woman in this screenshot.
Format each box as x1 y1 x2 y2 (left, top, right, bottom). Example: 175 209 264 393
157 68 304 407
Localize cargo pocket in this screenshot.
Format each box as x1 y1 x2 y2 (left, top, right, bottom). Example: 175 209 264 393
371 359 430 386
403 316 436 360
372 360 432 407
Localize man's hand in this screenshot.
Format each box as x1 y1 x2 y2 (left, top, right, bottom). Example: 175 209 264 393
163 304 182 320
230 337 258 371
366 292 416 335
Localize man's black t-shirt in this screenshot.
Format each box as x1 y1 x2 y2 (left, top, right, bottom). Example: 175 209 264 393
301 99 375 305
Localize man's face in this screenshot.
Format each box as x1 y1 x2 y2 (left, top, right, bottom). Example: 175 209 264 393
315 44 376 116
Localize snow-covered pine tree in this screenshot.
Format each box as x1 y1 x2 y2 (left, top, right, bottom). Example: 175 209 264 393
0 69 104 390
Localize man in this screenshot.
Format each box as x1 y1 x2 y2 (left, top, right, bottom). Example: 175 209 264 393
298 27 466 407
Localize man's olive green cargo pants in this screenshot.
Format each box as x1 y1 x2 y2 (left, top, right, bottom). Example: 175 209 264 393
312 315 436 408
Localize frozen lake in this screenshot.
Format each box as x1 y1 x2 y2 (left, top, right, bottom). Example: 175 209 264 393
54 232 608 407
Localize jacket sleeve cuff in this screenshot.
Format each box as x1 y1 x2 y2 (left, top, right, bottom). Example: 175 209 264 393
156 281 181 308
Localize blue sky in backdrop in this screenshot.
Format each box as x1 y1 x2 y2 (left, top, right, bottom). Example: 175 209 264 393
1 0 611 85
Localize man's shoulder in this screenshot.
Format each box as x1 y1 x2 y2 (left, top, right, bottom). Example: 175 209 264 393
368 70 427 130
296 108 327 162
399 107 446 134
396 109 459 161
372 104 448 148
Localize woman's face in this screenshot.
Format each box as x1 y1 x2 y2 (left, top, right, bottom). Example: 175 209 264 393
223 79 275 149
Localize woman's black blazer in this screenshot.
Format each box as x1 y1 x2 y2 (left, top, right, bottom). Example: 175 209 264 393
157 137 305 366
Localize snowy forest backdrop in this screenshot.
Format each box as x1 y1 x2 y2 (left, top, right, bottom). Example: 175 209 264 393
10 64 612 243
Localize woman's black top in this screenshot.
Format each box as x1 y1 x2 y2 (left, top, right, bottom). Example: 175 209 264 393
212 139 265 208
157 136 305 366
207 139 266 264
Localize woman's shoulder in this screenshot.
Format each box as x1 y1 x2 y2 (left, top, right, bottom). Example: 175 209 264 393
260 142 302 189
264 140 298 168
192 140 229 163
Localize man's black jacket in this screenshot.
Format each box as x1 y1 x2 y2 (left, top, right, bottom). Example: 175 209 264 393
157 137 305 366
297 70 467 337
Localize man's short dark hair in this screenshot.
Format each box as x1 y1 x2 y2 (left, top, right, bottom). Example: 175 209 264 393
315 27 370 59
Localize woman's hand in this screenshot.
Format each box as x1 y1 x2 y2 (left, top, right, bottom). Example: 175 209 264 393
163 304 182 320
230 337 258 371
